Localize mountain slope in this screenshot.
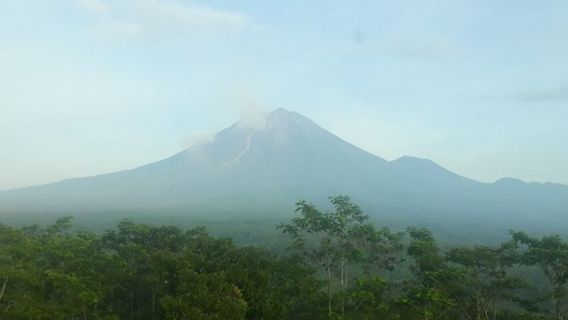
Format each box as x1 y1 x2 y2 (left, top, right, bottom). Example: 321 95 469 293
1 108 567 232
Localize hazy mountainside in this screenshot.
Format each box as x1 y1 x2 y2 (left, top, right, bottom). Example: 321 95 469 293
1 108 567 232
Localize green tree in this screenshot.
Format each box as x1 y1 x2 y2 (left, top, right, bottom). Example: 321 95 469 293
400 227 461 320
279 195 402 319
343 277 392 319
447 244 526 320
511 232 568 320
161 269 248 320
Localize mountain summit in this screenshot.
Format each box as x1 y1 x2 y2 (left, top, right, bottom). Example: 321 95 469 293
1 109 567 232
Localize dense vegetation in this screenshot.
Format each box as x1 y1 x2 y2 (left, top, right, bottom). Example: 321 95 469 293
1 196 567 319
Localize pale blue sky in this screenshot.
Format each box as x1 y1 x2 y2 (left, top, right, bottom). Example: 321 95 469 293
1 0 567 190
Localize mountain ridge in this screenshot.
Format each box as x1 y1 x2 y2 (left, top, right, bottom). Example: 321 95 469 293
2 108 560 191
1 108 567 233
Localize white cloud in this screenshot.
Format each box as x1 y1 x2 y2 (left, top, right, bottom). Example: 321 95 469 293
78 0 250 39
236 95 267 131
94 20 143 38
138 0 248 30
75 0 109 14
181 132 215 149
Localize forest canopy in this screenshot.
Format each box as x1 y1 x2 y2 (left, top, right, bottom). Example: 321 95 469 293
0 196 567 320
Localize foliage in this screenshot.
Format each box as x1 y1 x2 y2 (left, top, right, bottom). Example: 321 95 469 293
278 196 403 319
0 196 564 319
511 231 568 320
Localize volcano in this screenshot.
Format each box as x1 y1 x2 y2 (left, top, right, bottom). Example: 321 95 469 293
1 108 567 231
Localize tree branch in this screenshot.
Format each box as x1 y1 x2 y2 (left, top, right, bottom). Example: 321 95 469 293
0 279 7 302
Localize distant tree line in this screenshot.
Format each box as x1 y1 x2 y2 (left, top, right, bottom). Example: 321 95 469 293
1 195 567 319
